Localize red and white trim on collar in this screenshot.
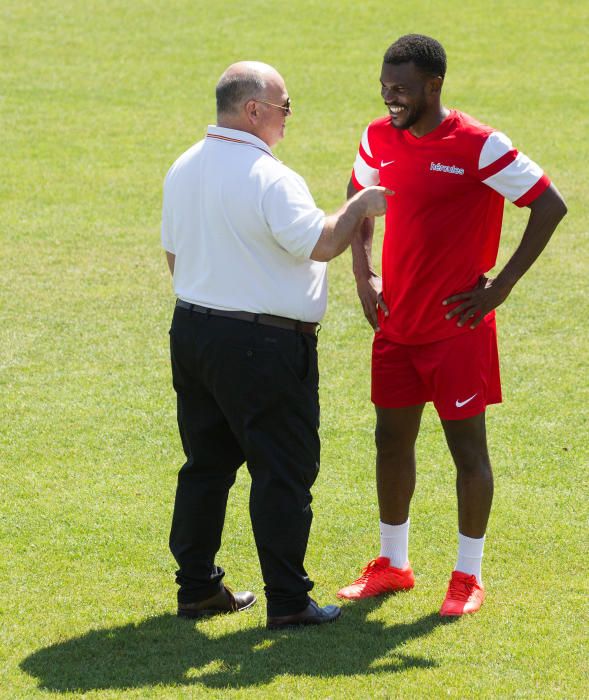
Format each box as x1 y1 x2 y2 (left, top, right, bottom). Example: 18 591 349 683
206 132 279 161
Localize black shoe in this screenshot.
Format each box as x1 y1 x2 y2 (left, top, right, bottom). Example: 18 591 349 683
177 586 257 619
267 599 341 630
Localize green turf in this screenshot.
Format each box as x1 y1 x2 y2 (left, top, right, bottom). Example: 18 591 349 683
1 0 587 697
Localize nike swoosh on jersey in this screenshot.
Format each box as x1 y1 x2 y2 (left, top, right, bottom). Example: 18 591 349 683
380 159 396 167
455 393 478 408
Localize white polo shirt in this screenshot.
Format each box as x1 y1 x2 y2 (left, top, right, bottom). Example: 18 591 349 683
161 125 327 322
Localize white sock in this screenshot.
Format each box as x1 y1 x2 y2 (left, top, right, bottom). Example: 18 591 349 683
456 532 485 585
379 519 409 569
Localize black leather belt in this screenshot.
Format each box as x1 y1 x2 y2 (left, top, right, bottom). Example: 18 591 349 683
176 299 319 336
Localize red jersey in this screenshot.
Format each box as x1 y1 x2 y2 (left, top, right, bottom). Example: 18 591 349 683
351 110 550 344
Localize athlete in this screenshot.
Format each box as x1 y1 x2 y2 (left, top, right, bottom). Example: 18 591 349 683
338 34 567 615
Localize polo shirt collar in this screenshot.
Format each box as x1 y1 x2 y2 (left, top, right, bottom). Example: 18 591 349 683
206 125 279 160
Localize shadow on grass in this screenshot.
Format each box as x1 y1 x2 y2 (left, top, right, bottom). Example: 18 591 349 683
21 599 455 692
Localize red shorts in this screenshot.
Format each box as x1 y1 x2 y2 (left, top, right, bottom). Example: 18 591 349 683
371 316 502 420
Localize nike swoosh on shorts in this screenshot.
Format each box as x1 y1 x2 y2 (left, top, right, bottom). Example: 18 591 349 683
455 393 478 408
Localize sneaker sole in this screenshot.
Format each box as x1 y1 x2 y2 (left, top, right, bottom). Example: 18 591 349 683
440 602 484 617
337 582 415 600
439 609 480 617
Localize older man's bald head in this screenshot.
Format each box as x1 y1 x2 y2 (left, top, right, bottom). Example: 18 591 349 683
216 61 282 116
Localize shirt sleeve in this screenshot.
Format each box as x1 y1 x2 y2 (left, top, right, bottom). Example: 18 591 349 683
477 131 550 207
161 173 174 253
351 125 380 191
262 171 326 260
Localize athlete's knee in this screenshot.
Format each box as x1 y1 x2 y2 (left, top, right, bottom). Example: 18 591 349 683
375 423 415 459
453 449 492 477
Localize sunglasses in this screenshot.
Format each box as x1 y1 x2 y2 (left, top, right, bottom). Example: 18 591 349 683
256 97 292 115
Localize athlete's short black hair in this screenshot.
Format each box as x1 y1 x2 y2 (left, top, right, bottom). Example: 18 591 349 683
383 34 447 78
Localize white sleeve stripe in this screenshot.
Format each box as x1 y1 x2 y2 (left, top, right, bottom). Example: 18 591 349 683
482 152 544 202
479 131 513 169
353 153 380 188
360 127 373 158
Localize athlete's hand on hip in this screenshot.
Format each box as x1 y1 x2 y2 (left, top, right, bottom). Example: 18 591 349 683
356 273 389 331
443 275 513 329
357 186 394 218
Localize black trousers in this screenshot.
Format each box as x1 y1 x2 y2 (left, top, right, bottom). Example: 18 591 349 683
168 305 320 616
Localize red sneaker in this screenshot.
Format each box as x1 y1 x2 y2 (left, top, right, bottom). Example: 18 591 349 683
440 571 485 616
337 557 415 600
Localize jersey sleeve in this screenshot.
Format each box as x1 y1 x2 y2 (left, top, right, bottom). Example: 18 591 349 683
262 171 326 260
477 131 550 207
351 125 380 191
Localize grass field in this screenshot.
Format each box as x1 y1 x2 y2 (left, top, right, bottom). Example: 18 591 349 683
1 0 588 697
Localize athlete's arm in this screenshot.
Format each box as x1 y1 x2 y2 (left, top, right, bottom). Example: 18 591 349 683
349 178 390 331
443 183 567 328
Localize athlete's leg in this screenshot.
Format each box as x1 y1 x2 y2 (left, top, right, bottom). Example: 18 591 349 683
376 404 425 525
336 403 422 599
337 335 426 600
441 412 493 539
437 412 491 614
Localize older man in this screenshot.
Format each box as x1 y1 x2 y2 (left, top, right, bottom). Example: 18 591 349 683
161 61 390 629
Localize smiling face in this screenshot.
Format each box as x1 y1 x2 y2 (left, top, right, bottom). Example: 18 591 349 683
380 61 443 135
